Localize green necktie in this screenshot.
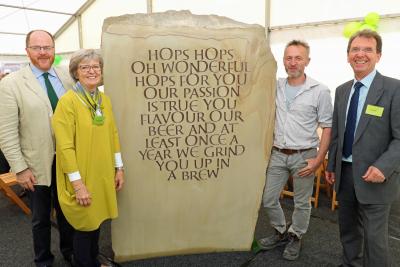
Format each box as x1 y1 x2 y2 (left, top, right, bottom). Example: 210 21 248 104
42 72 58 111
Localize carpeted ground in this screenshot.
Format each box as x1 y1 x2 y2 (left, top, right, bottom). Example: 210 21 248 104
1 185 399 267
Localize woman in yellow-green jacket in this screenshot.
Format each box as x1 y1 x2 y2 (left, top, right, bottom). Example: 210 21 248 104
52 49 124 267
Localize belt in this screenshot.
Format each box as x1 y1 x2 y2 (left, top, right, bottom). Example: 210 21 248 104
273 146 313 155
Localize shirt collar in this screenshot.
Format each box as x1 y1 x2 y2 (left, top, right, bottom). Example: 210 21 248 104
278 74 320 92
29 63 56 79
354 69 376 89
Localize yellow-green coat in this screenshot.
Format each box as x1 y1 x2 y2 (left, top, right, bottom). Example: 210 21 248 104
52 89 121 231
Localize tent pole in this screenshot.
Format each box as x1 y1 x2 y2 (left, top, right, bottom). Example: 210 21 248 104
265 0 271 43
53 0 95 41
0 3 73 15
78 15 83 49
269 13 400 32
147 0 153 14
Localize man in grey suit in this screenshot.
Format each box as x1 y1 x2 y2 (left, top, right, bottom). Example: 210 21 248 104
326 30 400 267
0 30 74 267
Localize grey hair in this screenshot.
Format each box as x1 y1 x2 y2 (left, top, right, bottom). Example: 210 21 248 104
69 49 103 82
285 40 310 57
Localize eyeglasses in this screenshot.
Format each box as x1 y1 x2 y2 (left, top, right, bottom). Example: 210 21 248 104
349 47 375 54
78 65 101 72
28 46 54 52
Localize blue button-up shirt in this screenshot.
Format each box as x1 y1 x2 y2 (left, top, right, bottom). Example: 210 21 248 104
342 69 377 162
30 64 66 99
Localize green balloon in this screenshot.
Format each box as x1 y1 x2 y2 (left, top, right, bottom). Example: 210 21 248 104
343 22 362 38
364 12 380 26
54 55 62 66
359 23 377 31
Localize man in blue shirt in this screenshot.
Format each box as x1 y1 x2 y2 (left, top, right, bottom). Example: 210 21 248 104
0 30 75 267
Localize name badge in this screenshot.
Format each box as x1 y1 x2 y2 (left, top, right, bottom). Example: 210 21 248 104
365 104 384 117
93 115 105 125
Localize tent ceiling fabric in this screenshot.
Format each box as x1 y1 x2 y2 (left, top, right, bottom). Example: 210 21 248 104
0 0 399 85
0 0 89 54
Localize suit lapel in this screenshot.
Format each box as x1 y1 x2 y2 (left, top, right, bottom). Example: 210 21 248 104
54 66 72 91
21 66 53 111
354 72 384 144
338 81 353 138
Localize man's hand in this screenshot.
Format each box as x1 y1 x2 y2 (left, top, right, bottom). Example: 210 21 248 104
298 158 321 177
325 171 336 185
16 168 37 191
362 166 386 183
115 170 124 191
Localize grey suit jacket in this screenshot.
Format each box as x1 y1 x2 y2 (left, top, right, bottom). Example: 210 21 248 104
327 72 400 204
0 65 74 186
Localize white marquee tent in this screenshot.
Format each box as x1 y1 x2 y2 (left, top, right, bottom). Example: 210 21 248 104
0 0 399 93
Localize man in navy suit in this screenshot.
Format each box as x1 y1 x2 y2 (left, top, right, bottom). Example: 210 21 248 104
326 30 400 266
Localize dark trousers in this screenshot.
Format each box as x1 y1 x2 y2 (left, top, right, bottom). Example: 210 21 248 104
29 160 74 267
0 150 10 174
389 195 400 239
73 228 101 267
338 162 391 267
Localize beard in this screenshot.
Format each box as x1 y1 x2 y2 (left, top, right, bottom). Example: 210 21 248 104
286 69 303 79
27 51 54 72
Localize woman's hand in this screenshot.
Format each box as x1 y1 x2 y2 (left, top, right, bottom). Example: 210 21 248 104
72 180 91 206
115 169 124 191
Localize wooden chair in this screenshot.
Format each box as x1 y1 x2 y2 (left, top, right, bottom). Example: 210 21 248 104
312 162 325 208
331 189 339 211
281 161 326 208
0 172 31 215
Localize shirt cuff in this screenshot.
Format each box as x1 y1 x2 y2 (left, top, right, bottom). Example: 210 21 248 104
318 123 332 128
67 171 81 182
115 152 123 168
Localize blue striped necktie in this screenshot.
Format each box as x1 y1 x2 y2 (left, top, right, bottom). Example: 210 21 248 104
343 81 363 158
